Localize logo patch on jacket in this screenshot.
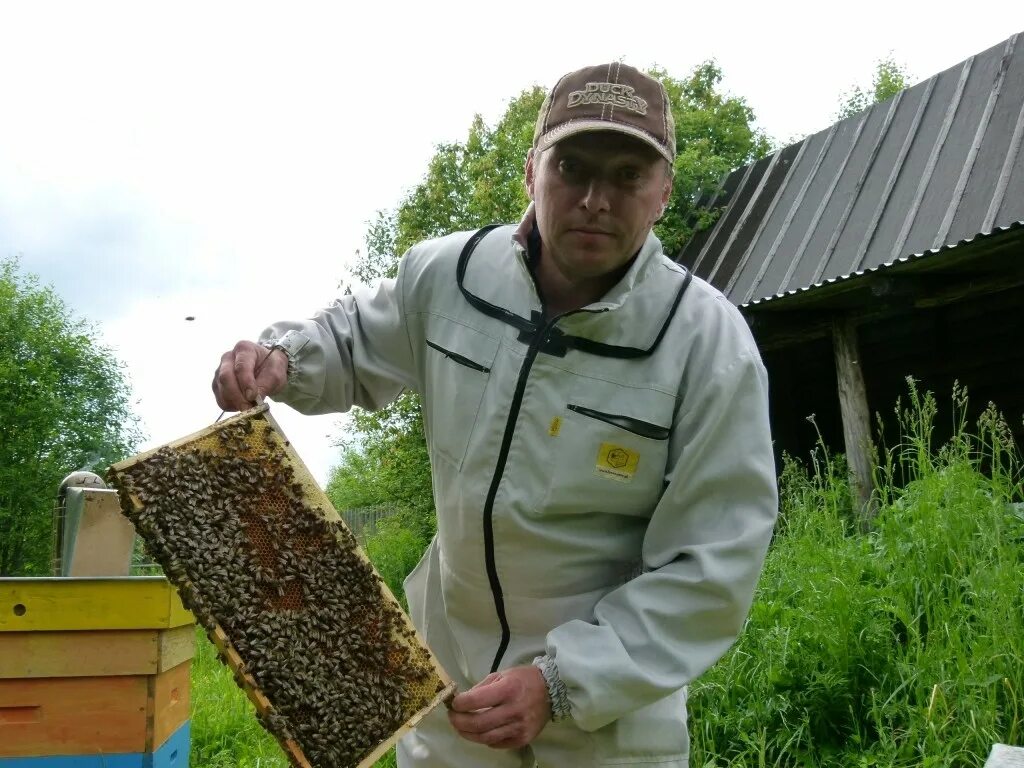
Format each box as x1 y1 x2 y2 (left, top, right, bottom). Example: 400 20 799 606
595 443 639 482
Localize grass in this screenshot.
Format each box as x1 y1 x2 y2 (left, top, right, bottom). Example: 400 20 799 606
689 384 1024 766
189 627 289 767
188 384 1023 767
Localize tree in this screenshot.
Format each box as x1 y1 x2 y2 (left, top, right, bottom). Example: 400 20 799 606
328 62 770 568
0 258 141 575
327 393 435 540
656 62 772 254
837 55 912 120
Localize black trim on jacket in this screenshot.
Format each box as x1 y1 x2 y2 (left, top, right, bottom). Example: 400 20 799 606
454 224 692 672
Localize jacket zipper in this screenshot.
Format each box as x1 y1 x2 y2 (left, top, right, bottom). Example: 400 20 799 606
566 404 671 441
481 315 558 674
457 226 692 673
425 340 491 373
484 231 623 670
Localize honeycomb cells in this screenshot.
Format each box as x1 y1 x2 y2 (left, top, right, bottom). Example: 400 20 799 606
109 410 448 767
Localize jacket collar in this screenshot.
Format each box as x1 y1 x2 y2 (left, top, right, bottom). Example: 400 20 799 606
459 218 693 359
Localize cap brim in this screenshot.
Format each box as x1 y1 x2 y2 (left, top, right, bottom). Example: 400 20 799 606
534 119 674 164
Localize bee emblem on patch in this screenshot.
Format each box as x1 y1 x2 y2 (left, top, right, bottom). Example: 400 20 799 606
595 443 639 482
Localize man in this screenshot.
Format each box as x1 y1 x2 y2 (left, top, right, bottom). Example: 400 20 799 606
214 62 778 767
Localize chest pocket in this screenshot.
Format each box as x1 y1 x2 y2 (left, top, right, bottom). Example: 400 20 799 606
539 391 674 519
422 321 500 471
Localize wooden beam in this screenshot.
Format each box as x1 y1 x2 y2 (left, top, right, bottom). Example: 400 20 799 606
748 265 1024 353
831 315 877 529
745 310 834 350
914 267 1024 308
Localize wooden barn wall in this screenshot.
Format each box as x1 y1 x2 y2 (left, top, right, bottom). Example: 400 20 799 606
761 337 843 465
758 283 1024 469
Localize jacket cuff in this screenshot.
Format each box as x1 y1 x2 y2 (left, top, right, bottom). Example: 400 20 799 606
532 654 571 722
258 329 309 384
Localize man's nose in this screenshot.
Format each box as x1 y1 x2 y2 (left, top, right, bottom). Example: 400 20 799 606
580 176 612 212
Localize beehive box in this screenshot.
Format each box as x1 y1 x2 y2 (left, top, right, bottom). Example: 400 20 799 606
0 577 194 767
107 405 454 768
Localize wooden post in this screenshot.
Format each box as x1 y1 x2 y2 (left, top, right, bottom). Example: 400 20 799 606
832 315 877 530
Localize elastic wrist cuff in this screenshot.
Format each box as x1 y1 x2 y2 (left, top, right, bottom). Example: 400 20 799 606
532 654 571 722
259 330 309 381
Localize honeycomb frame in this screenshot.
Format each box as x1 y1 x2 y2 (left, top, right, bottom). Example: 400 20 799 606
108 404 455 768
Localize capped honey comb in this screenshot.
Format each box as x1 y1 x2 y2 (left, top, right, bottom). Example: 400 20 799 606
108 405 454 768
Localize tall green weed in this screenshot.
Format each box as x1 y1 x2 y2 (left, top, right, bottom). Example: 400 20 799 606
691 384 1024 767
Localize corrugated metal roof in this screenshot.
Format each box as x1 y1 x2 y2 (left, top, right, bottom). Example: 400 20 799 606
746 219 1024 310
678 31 1024 309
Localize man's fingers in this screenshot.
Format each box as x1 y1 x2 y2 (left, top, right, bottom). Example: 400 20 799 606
448 701 511 734
450 674 510 713
212 342 286 412
450 666 550 750
232 342 261 403
451 718 526 749
213 350 247 411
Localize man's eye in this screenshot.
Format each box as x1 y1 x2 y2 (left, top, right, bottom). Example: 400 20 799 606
558 159 582 177
619 167 643 183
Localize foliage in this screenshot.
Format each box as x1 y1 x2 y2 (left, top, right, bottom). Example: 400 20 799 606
326 394 435 542
0 257 140 575
689 385 1024 767
363 514 430 611
654 61 772 254
360 85 548 276
837 55 912 120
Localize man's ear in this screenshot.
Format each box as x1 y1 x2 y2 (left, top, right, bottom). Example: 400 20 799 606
524 149 537 201
654 172 672 221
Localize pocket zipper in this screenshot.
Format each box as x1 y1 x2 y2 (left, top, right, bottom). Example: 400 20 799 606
426 340 491 373
566 404 671 440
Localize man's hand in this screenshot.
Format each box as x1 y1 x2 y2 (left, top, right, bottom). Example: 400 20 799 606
447 666 552 750
212 341 288 412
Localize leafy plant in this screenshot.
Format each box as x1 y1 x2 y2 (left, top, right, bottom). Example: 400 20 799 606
837 55 912 120
0 257 140 575
690 384 1024 767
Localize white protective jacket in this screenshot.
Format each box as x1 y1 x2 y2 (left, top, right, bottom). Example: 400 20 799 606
261 218 778 766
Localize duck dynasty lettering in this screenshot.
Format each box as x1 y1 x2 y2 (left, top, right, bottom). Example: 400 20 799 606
567 82 648 115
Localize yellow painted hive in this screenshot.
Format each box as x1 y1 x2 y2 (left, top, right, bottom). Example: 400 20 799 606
0 577 195 766
107 405 453 768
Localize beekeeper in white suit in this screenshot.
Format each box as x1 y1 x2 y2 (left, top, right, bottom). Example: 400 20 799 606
214 61 778 767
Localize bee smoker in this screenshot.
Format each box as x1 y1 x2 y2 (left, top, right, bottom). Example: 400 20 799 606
52 471 136 576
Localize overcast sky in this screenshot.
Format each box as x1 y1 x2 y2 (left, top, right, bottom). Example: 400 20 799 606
3 1 1022 486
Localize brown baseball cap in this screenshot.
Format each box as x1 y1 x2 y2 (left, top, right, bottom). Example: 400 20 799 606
533 62 676 163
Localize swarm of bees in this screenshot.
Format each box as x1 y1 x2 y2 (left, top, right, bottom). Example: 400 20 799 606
108 410 449 768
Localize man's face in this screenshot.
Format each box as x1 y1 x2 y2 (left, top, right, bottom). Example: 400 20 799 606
525 131 672 286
